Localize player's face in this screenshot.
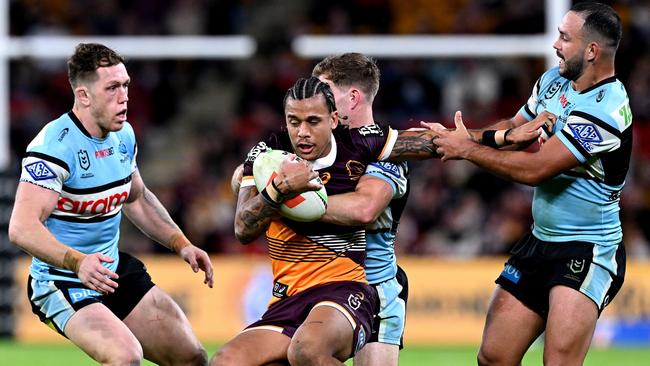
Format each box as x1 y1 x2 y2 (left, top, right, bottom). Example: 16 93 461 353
554 11 587 81
87 63 130 136
318 75 352 124
285 94 338 161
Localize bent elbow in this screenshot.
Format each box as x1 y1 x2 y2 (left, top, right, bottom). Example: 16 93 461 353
356 207 381 225
234 225 255 245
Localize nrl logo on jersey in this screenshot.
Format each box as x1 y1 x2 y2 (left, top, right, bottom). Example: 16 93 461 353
78 149 90 170
544 81 562 100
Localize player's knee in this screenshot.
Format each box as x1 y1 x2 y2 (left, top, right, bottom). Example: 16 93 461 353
210 344 243 366
178 344 208 366
477 345 501 366
287 339 328 366
102 341 143 366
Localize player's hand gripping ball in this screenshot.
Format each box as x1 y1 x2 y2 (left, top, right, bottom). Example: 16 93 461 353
253 149 328 222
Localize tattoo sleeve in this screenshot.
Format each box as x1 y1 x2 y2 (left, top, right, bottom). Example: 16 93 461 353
388 130 441 160
234 186 279 243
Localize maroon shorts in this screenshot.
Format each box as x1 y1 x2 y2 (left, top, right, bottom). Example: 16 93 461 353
245 281 378 356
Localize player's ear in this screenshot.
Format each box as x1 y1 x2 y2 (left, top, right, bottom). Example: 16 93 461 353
331 111 339 129
586 41 598 62
349 88 361 109
75 86 91 106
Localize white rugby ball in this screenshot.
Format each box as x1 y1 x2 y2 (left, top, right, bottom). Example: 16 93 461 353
252 149 328 222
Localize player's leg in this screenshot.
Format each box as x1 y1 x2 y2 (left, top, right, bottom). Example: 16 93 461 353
354 343 398 366
210 328 291 366
65 303 144 365
288 305 355 365
477 286 545 366
28 276 143 365
123 286 207 366
543 286 598 365
354 270 407 366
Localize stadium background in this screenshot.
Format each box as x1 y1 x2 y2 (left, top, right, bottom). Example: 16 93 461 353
1 0 650 363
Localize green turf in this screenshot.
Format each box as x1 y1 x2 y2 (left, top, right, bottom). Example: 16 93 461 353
1 341 650 365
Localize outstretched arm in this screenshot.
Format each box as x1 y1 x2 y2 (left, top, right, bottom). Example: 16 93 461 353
123 170 214 287
432 111 578 185
9 182 119 293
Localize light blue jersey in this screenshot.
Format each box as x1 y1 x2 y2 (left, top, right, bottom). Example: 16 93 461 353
518 67 632 268
19 112 137 282
363 161 409 284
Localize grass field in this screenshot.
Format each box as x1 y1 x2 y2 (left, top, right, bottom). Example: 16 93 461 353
1 341 650 365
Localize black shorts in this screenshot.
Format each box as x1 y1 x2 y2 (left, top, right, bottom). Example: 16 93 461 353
245 281 379 357
27 251 155 335
495 231 625 318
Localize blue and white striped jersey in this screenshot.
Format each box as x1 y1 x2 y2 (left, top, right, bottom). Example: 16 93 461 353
19 112 137 282
363 161 409 284
518 67 632 251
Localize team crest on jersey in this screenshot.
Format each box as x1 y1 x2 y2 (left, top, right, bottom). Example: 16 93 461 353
78 149 90 170
25 160 56 181
346 160 366 181
544 81 562 100
568 123 602 152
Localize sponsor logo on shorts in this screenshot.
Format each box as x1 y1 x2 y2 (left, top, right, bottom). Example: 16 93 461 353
68 288 101 304
348 292 364 310
501 263 521 284
355 326 367 354
25 160 57 181
272 281 288 299
569 259 585 274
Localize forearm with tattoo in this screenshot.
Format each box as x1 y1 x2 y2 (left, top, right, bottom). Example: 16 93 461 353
389 130 440 160
235 187 278 243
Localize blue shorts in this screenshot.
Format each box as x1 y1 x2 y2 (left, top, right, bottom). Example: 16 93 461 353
369 265 408 347
27 252 155 335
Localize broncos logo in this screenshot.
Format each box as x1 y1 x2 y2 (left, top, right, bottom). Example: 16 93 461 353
346 160 366 181
320 172 331 184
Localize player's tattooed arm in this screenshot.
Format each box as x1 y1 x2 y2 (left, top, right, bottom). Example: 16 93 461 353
387 129 441 160
234 186 280 243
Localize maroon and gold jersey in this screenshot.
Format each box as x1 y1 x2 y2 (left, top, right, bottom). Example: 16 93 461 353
241 124 397 305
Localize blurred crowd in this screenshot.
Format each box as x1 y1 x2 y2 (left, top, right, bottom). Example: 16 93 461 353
7 0 650 258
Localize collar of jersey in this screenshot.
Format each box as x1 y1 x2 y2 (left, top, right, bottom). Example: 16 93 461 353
310 132 337 170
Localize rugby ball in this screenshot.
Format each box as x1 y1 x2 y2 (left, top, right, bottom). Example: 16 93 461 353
252 149 328 222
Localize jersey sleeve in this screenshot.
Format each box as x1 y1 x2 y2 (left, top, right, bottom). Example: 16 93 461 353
364 161 408 199
556 106 628 163
350 124 398 161
20 128 72 193
241 132 285 189
517 67 562 122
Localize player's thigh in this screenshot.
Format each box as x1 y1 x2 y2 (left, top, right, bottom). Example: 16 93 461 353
211 328 291 366
289 304 355 362
354 342 399 366
479 286 545 365
544 285 598 364
123 286 204 363
65 302 143 364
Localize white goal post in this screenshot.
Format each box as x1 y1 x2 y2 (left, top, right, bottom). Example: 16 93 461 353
0 0 569 170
